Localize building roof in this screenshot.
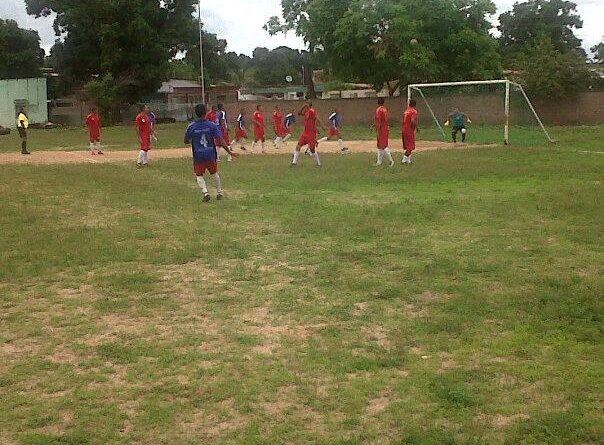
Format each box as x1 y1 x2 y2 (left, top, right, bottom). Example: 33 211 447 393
158 79 201 94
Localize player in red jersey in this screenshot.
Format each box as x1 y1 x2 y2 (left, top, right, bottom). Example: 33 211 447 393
374 98 394 167
272 105 287 149
291 101 326 167
402 99 419 165
85 107 103 155
251 104 266 153
206 105 218 125
136 105 153 167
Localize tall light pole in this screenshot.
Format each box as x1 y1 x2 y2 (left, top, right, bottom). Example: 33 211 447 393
197 0 206 103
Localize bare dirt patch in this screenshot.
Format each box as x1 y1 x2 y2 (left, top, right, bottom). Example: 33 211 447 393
0 140 493 165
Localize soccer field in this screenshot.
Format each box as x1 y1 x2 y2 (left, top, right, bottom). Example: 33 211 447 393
0 131 603 444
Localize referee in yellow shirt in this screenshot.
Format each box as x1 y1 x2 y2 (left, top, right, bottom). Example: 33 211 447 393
17 108 31 155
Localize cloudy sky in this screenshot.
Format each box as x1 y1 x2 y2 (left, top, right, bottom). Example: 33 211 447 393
1 0 602 56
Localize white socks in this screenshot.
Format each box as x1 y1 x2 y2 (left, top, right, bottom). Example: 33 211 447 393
196 176 208 194
292 151 300 165
402 155 412 164
282 134 291 142
376 149 384 165
313 152 321 166
274 137 282 148
197 174 221 195
90 142 96 154
384 148 394 165
212 173 222 194
137 150 148 165
292 151 320 166
318 136 328 143
261 142 266 153
338 139 344 150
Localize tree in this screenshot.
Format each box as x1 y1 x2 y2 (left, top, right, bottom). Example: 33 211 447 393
25 0 200 119
592 42 604 64
509 35 593 98
0 19 44 79
498 0 585 56
267 0 502 95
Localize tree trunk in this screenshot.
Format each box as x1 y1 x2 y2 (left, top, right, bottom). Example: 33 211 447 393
304 63 317 99
387 80 400 97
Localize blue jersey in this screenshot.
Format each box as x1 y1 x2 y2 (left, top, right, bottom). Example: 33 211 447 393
284 113 296 129
329 112 341 129
218 110 228 128
185 119 223 163
237 114 245 129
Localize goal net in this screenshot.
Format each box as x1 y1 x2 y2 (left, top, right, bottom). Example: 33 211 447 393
407 80 554 145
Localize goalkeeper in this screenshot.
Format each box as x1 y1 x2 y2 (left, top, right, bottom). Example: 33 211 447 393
445 108 472 143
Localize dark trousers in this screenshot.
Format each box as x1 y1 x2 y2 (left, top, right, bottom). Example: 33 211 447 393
452 126 466 143
18 127 28 153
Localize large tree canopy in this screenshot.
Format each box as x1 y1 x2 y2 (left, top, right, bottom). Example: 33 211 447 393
0 19 44 79
26 0 198 104
267 0 502 93
498 0 584 56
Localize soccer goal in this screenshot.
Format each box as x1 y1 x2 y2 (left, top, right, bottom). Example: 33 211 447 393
407 80 554 145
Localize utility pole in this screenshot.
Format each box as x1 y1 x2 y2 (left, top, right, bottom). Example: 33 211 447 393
198 1 206 103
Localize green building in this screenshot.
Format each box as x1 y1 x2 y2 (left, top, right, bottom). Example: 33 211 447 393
0 78 48 128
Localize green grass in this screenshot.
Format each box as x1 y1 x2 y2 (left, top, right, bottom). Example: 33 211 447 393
0 131 603 444
1 121 602 153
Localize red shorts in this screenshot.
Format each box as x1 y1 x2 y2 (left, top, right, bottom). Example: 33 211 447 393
298 132 317 151
377 129 389 150
140 134 151 151
89 130 100 143
194 160 218 176
235 128 248 140
221 128 231 146
403 133 416 152
329 127 341 138
275 126 287 138
254 128 265 141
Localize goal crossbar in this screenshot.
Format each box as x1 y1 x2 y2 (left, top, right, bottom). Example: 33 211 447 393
407 79 554 145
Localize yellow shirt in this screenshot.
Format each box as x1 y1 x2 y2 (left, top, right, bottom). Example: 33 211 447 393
17 113 29 129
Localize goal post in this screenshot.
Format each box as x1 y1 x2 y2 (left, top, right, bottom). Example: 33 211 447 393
407 79 554 145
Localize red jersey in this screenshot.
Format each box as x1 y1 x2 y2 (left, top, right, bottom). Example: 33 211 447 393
86 112 101 140
403 107 418 132
303 107 317 136
136 112 152 136
206 110 218 125
253 111 264 130
273 110 284 131
375 105 388 129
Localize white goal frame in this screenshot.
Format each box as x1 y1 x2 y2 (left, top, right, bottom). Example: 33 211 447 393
407 79 554 145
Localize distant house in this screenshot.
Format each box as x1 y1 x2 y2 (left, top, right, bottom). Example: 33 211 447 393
208 83 239 104
143 79 204 121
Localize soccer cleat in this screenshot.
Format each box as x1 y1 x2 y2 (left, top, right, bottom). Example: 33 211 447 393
21 150 31 155
202 194 211 202
374 162 382 167
389 160 395 167
341 147 349 152
216 193 224 201
97 150 104 155
290 163 297 168
137 162 143 167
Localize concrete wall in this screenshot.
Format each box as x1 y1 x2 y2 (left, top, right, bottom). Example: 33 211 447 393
0 78 48 128
218 91 604 127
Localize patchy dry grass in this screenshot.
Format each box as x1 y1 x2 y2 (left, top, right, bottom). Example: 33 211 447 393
0 133 603 444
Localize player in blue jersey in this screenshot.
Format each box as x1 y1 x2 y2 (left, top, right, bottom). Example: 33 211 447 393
185 104 238 202
283 111 296 143
318 108 348 152
233 109 248 151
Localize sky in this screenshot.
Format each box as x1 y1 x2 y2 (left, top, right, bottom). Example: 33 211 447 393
1 0 602 56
